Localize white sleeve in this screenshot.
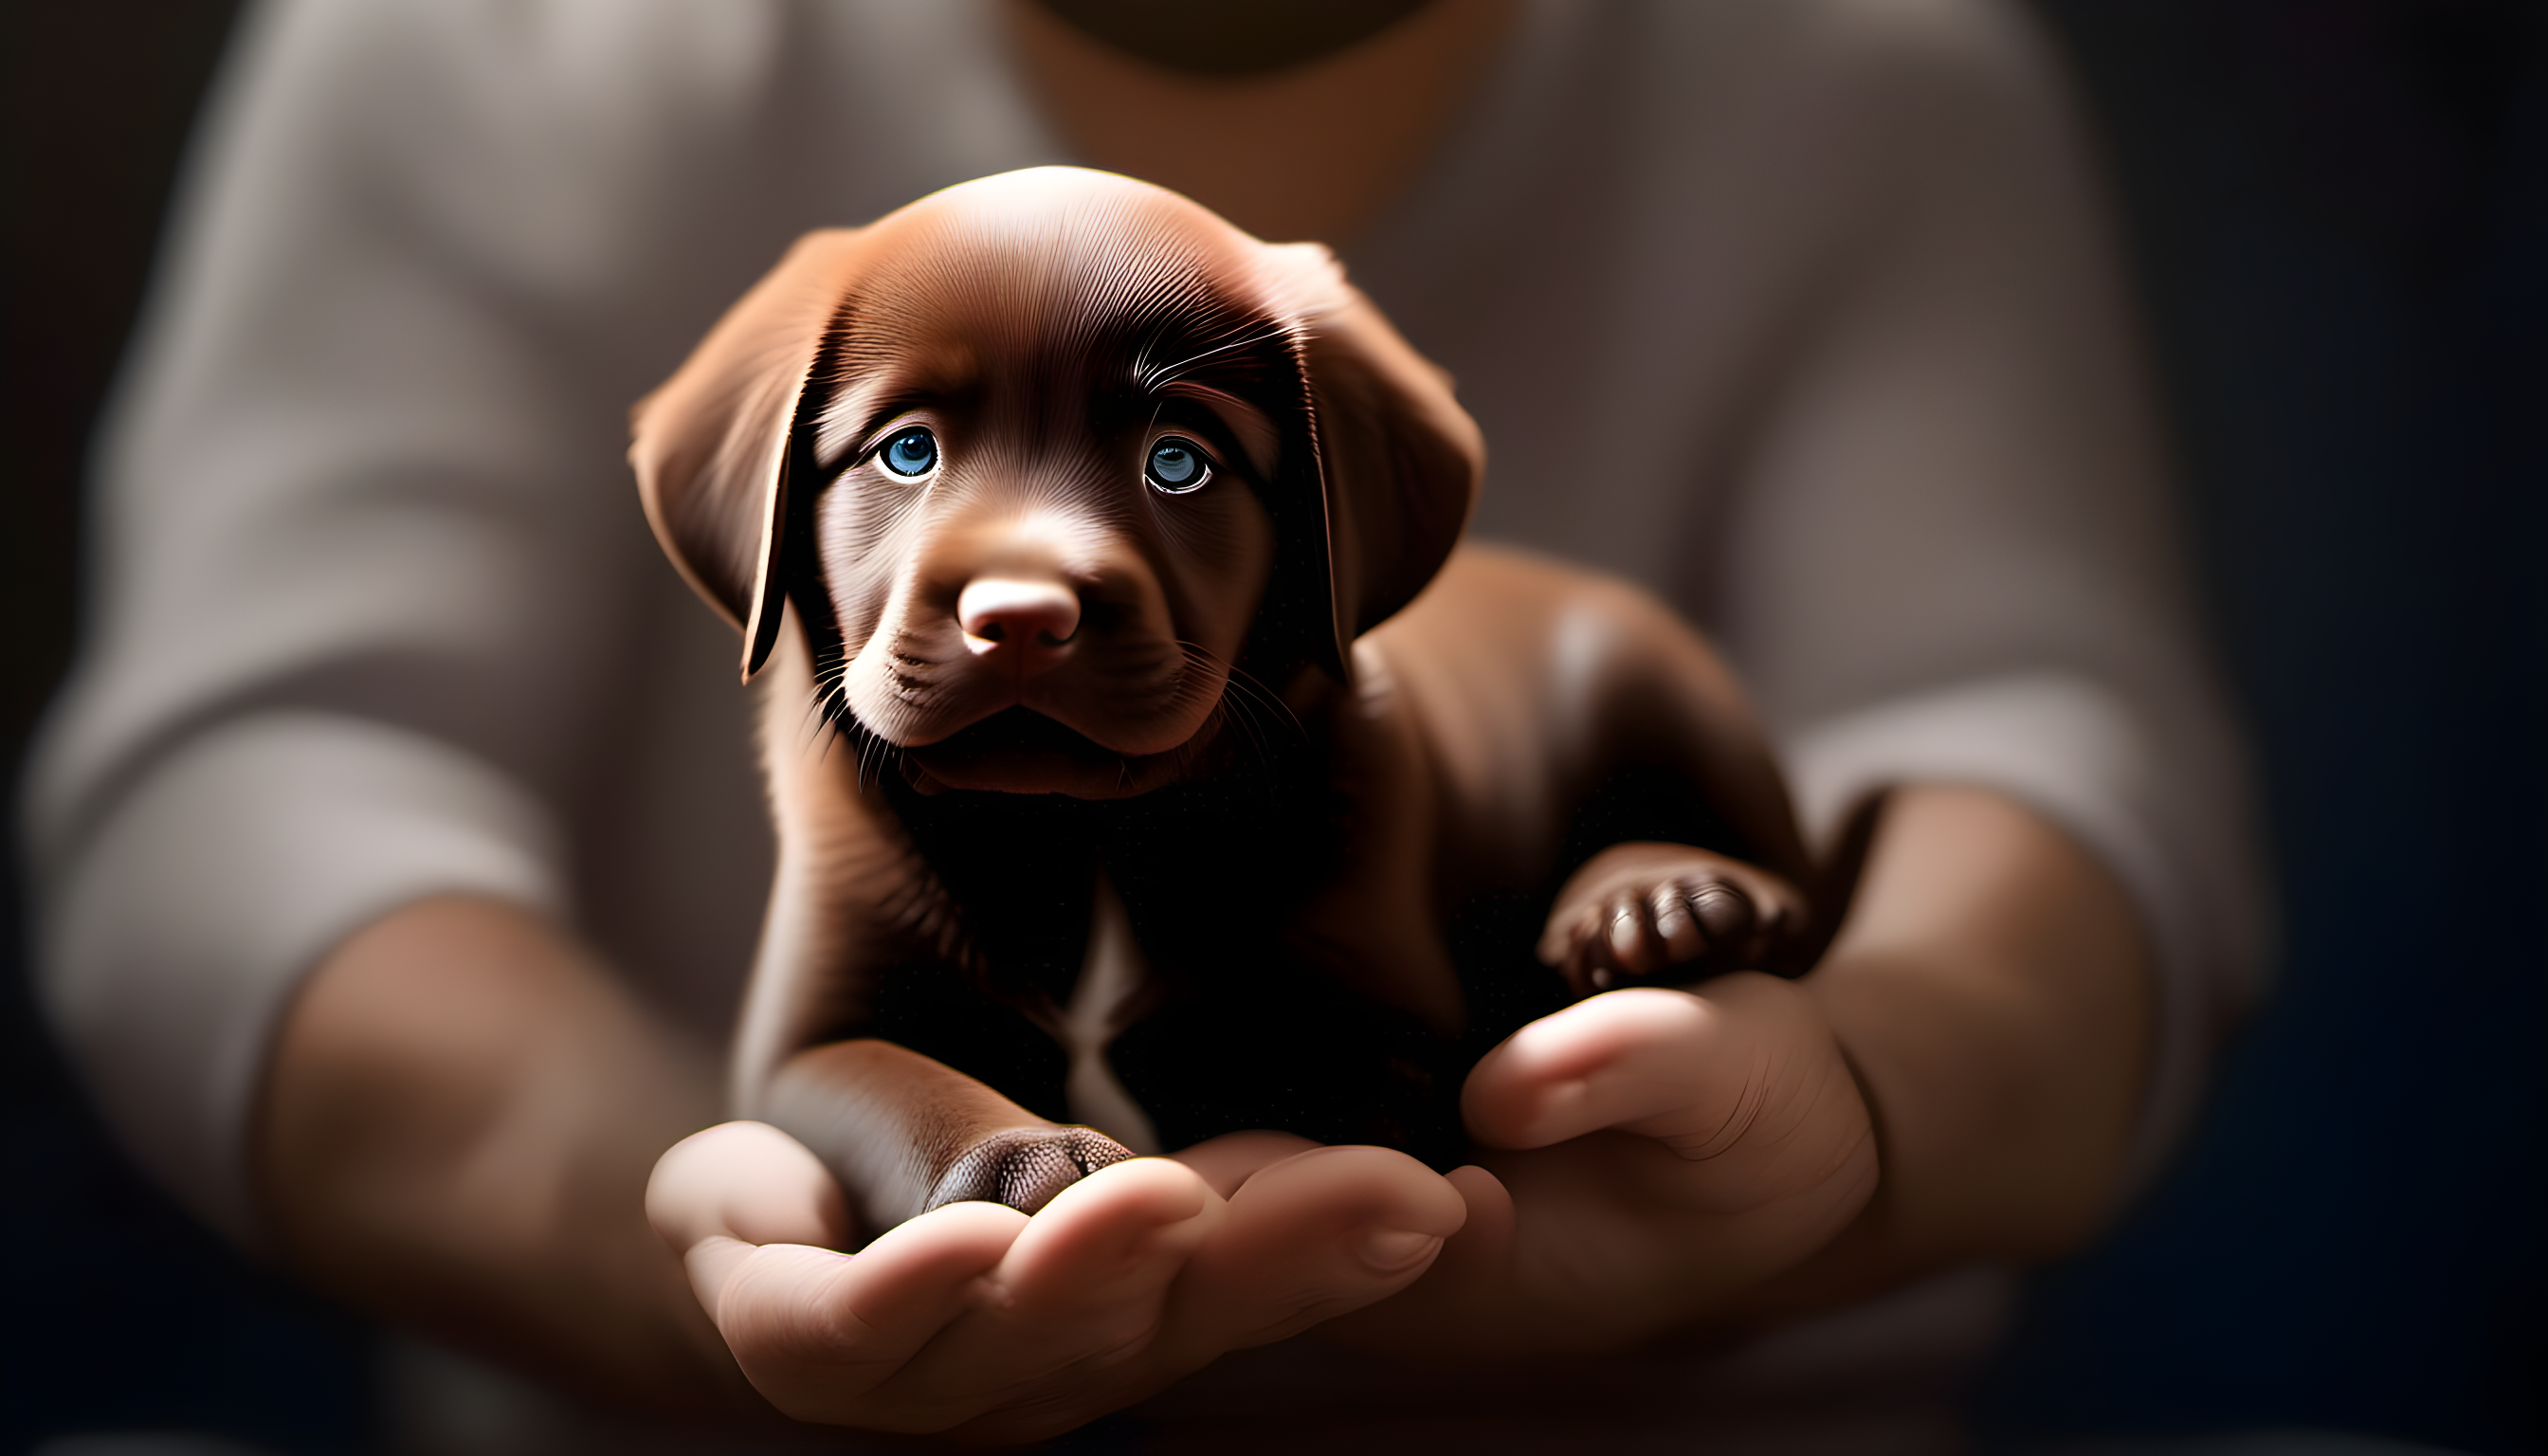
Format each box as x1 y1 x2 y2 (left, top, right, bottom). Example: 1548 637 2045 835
40 714 568 1239
1706 0 2268 1175
14 0 802 1242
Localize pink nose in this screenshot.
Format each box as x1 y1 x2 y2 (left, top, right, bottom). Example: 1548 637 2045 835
957 577 1082 656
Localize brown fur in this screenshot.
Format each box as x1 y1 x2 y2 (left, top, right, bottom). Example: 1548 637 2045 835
632 169 1843 1234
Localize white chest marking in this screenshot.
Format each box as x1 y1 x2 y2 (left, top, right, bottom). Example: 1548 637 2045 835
1061 872 1163 1155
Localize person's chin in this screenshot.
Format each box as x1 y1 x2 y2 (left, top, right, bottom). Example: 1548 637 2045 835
900 705 1205 799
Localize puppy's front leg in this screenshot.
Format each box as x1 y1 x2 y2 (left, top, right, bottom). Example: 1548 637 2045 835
737 620 1133 1234
763 1040 1134 1233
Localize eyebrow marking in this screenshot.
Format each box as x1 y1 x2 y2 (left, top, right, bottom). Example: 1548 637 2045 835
1158 382 1281 478
1135 318 1295 393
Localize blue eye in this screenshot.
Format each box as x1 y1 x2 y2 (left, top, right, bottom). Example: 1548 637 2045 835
1146 436 1211 494
880 427 937 478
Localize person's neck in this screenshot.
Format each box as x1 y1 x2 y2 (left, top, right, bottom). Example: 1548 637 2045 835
1004 0 1520 247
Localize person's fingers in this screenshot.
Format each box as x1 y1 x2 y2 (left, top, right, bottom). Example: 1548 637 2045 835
1467 973 1875 1260
678 1233 759 1319
1444 1163 1516 1255
1170 1128 1320 1198
992 1156 1216 1313
1313 1159 1518 1352
1463 973 1858 1161
1168 1144 1466 1350
906 1147 1464 1440
716 1165 1220 1439
1221 1146 1467 1277
882 1157 1218 1427
646 1119 849 1254
1462 985 1738 1149
713 1199 1028 1428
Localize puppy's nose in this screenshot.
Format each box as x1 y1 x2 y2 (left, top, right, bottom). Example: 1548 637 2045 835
957 577 1082 657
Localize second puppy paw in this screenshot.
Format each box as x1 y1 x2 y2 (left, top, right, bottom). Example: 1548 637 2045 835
1538 843 1811 996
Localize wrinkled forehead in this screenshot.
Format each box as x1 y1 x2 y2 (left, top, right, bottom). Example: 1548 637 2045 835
808 196 1299 468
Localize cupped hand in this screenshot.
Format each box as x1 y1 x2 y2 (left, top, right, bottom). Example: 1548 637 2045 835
1334 973 1879 1353
646 1120 1465 1443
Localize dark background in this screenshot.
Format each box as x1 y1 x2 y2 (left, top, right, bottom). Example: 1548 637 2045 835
2 3 2540 1452
2 5 374 1455
1986 4 2546 1452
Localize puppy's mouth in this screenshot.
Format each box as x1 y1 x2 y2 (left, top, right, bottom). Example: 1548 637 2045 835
901 706 1213 800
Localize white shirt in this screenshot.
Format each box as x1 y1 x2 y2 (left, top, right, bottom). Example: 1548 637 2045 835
23 2 2260 1433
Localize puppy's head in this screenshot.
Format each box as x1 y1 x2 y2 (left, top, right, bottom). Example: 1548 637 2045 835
632 167 1479 797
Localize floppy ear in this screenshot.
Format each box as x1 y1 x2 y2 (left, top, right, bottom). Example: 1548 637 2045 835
1272 245 1483 677
630 228 868 681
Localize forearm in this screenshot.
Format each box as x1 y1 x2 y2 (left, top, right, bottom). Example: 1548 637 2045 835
252 895 759 1414
1750 783 2154 1317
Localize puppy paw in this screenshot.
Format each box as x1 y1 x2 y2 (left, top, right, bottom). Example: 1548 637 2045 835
1538 843 1811 996
927 1126 1138 1215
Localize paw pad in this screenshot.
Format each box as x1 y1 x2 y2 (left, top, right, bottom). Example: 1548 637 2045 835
1554 870 1808 996
925 1126 1136 1215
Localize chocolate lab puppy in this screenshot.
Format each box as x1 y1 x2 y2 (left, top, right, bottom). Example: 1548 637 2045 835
631 167 1838 1241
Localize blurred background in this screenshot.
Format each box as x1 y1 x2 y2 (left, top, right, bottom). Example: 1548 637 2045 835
2 3 2539 1452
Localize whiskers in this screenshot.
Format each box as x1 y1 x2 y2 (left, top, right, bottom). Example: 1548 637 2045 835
1175 640 1303 793
796 628 1297 800
805 644 908 794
